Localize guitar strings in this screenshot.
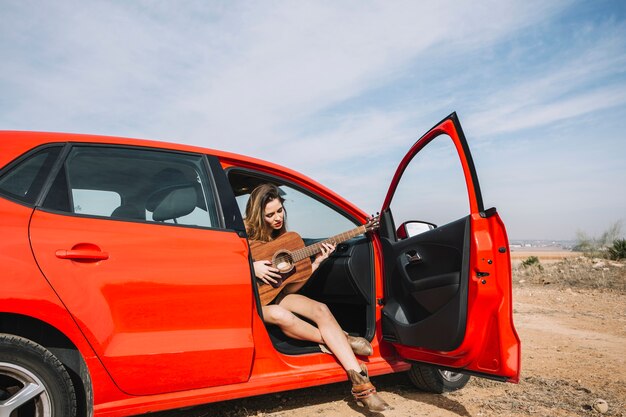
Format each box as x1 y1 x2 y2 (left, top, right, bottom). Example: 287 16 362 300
270 224 370 268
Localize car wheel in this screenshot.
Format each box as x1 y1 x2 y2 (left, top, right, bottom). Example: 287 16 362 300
407 363 471 393
0 334 77 417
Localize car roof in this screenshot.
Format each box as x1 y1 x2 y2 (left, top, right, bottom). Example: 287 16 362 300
0 130 257 166
0 130 365 218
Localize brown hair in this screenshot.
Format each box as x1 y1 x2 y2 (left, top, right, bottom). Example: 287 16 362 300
244 183 287 242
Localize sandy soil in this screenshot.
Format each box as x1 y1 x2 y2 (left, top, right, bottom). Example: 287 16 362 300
141 255 626 417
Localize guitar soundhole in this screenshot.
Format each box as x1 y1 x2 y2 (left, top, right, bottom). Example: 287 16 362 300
271 250 295 288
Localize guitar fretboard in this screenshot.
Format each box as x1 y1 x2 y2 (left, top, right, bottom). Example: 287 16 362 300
290 225 366 263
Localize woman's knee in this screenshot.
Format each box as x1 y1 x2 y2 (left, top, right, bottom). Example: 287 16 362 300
264 306 296 328
310 301 333 322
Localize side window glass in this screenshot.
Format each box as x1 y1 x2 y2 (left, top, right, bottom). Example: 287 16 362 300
389 134 470 236
232 176 356 239
73 190 121 216
42 146 219 228
278 186 357 238
0 146 62 205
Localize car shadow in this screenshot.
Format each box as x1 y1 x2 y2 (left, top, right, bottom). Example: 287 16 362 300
137 372 471 417
359 372 472 417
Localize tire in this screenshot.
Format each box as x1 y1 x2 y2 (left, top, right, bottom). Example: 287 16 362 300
407 363 471 393
0 334 77 417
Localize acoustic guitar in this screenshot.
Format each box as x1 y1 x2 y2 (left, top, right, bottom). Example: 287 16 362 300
250 216 379 305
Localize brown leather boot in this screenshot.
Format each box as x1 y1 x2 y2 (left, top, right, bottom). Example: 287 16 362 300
347 364 391 412
345 332 373 356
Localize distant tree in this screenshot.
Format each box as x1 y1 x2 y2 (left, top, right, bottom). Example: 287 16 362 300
573 221 623 256
599 221 622 247
572 230 594 252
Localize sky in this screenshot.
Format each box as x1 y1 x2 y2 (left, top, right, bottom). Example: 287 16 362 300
1 0 625 241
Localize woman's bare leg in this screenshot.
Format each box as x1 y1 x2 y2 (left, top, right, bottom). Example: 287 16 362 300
264 296 390 411
276 294 361 373
262 305 323 342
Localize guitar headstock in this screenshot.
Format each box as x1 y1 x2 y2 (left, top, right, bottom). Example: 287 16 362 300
364 214 380 232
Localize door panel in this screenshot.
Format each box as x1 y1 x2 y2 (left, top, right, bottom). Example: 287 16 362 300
380 113 520 382
304 236 373 304
381 216 469 351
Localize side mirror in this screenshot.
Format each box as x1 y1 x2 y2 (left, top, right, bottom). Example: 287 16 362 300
397 220 437 239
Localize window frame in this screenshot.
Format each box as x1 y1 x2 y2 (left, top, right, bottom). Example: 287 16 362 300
36 143 227 231
0 143 67 207
387 132 473 236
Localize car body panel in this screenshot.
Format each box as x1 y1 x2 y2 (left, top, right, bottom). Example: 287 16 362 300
0 197 125 407
29 210 255 395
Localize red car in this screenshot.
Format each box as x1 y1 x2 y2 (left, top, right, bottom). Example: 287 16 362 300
0 113 520 417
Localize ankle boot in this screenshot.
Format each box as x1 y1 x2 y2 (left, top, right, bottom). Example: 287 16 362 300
346 364 391 412
345 331 373 356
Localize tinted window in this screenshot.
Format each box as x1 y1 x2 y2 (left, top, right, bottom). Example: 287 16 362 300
73 189 121 216
0 146 62 205
42 146 219 228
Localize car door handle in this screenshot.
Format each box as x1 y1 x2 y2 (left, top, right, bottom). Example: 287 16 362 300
55 249 109 261
405 250 422 264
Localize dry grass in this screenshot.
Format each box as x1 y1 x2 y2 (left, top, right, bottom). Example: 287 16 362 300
513 254 626 292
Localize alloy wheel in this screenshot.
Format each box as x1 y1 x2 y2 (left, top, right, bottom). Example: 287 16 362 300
0 362 52 417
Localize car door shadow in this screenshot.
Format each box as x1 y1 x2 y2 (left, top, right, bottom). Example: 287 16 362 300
346 372 472 417
137 372 471 417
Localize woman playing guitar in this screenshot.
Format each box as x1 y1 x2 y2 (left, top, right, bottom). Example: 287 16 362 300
244 184 390 412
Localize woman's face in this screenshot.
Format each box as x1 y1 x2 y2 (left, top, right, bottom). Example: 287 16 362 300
263 198 284 231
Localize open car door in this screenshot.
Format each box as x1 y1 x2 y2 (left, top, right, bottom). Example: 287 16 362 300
378 113 520 382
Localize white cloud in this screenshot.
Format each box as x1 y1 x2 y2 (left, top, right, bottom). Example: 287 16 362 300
469 83 626 136
466 23 626 137
1 0 570 145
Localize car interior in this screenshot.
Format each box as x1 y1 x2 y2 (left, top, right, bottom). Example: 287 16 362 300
227 169 377 355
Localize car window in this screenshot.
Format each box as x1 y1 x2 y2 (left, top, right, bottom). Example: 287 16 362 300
389 134 470 234
72 189 121 216
0 146 62 205
232 175 356 239
42 146 219 228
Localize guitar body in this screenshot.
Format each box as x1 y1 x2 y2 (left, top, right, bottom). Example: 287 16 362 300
250 232 313 305
248 217 378 306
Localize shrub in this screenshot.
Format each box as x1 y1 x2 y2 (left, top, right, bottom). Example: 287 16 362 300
607 239 626 260
521 256 543 270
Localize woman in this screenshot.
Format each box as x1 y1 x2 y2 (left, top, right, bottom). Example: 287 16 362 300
244 183 390 412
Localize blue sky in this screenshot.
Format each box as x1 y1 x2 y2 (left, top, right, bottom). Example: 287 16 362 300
1 0 625 240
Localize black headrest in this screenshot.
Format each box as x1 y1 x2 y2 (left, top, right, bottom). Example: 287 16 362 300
111 204 145 220
146 184 197 221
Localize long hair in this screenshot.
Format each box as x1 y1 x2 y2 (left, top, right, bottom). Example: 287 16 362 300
244 183 287 242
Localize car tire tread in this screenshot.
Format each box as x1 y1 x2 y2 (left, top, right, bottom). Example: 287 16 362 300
407 363 470 393
0 333 77 417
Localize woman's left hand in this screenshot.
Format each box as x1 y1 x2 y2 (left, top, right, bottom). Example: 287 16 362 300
312 242 336 271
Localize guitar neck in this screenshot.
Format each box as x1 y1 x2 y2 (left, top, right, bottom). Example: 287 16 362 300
290 225 366 262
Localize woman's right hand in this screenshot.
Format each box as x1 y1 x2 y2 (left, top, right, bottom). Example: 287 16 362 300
253 260 281 285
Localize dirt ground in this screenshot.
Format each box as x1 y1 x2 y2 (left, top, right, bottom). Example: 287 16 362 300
142 254 626 417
